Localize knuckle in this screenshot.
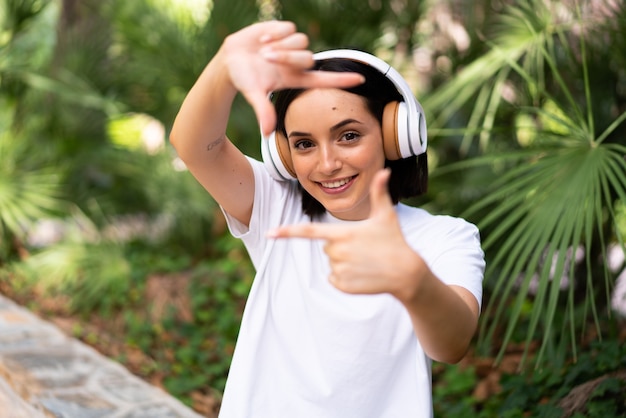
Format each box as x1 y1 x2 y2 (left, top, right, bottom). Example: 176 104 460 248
334 264 349 277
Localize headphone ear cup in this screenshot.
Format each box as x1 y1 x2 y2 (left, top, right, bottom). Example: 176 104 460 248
261 130 296 181
274 130 296 178
382 100 419 160
394 101 413 158
384 100 417 160
382 101 402 160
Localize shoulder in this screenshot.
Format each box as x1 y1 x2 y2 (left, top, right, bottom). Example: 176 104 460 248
246 156 309 227
248 156 301 200
396 203 483 264
396 203 479 238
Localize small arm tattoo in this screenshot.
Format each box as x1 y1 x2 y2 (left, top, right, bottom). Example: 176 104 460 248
207 137 225 151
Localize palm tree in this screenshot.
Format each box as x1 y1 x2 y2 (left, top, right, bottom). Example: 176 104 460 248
0 0 66 259
422 0 626 367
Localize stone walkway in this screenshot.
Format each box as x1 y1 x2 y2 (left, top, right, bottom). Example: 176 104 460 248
0 294 204 418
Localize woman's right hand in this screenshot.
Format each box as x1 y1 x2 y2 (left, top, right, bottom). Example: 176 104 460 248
218 21 364 136
170 21 365 228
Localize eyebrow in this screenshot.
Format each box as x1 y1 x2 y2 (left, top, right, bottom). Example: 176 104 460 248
287 119 363 139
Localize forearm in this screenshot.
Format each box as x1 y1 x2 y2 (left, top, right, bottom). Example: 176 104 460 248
169 45 255 226
170 48 237 164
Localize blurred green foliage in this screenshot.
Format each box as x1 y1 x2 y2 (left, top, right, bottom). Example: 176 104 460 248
1 0 626 415
433 338 626 417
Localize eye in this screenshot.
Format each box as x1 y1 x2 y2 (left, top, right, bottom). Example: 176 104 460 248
341 131 361 142
293 139 315 150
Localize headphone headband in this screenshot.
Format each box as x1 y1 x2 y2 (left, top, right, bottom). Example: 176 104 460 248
313 49 392 75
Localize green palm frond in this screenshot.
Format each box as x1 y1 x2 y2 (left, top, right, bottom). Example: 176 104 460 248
469 138 626 365
17 70 123 115
465 75 626 365
423 2 555 129
15 238 132 314
0 127 64 245
424 0 566 152
427 0 626 367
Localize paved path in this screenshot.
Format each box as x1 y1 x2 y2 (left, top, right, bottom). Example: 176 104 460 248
0 294 204 418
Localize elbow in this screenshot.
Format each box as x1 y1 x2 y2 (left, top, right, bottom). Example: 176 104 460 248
168 132 187 164
427 331 474 364
168 124 195 162
168 125 182 153
432 345 470 365
168 113 191 155
443 346 471 364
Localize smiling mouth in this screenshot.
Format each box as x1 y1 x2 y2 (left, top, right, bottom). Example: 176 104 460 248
319 176 355 189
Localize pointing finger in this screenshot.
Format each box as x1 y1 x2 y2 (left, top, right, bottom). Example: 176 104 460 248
267 222 342 241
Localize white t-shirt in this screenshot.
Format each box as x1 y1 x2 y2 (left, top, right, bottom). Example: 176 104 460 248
218 158 484 418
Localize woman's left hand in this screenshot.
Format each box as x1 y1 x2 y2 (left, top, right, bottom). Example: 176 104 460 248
268 169 423 301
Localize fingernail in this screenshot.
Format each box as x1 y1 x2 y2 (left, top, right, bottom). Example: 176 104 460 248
266 229 278 238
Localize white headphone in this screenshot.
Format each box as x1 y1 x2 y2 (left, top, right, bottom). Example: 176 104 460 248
261 49 427 181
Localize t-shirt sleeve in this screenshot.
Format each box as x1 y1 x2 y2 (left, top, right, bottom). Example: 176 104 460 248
427 217 485 309
220 157 294 269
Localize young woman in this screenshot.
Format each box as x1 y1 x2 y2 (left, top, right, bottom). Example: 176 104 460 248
170 20 484 417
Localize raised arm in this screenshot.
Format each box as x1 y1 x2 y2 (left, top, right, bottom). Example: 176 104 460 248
170 21 364 226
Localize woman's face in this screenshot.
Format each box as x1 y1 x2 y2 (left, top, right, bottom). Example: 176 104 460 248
284 88 385 221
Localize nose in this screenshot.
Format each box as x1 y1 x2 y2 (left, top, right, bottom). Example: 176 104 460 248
318 143 342 175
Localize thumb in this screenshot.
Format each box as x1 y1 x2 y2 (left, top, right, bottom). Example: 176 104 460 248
369 168 394 218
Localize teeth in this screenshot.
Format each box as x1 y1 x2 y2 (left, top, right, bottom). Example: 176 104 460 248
321 178 351 188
